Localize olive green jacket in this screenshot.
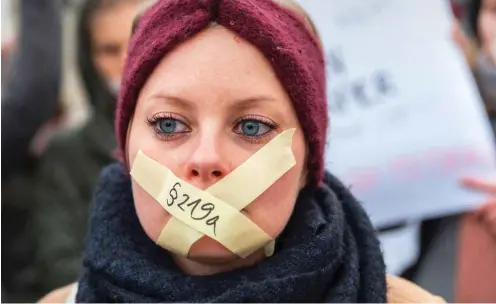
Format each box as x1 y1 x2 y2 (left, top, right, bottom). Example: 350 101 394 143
2 110 115 302
32 111 116 295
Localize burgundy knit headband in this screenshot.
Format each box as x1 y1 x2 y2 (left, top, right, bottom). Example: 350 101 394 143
115 0 328 187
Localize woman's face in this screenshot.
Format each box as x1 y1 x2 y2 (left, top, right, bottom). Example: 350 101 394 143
127 26 308 263
479 0 496 58
90 1 143 91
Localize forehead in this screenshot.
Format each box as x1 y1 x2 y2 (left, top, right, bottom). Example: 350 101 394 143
138 26 290 105
90 2 142 41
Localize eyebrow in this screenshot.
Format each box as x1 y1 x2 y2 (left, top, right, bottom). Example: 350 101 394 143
229 96 278 111
147 94 196 111
148 94 277 111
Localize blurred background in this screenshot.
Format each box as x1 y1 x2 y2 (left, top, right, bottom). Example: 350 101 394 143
2 0 89 133
1 0 495 302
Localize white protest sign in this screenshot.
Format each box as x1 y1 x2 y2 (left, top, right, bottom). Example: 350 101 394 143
297 0 496 227
1 0 16 43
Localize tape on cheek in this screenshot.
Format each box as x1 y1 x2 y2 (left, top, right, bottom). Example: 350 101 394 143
204 128 297 210
132 152 273 258
157 129 296 256
131 128 296 258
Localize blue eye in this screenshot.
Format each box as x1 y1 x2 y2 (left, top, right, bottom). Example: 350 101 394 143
154 118 190 135
147 114 191 141
237 120 274 137
159 119 177 134
241 121 260 136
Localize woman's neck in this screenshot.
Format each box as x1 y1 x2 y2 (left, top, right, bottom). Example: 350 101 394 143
172 249 266 276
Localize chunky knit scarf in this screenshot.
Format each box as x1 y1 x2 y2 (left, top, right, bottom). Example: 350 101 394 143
76 163 387 302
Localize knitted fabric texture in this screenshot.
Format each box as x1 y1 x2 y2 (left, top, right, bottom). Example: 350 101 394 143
76 163 387 302
115 0 327 186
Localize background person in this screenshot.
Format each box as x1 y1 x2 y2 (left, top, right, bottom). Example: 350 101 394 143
1 0 62 301
1 0 150 299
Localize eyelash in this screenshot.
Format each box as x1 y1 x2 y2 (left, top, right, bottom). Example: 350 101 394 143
145 113 278 144
146 113 191 141
233 114 278 144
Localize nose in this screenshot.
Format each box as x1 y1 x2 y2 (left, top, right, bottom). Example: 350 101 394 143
183 134 230 187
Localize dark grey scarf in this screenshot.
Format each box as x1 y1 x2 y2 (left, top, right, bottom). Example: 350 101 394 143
76 163 387 302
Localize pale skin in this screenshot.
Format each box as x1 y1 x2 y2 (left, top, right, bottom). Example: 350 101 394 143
127 25 308 275
90 0 144 85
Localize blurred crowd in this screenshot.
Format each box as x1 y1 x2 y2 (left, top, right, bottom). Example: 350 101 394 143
1 0 495 302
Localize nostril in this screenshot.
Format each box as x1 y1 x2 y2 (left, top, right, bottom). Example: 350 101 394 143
212 170 222 177
192 170 200 177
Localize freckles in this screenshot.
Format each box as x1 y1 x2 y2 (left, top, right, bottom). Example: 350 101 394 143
270 167 302 204
128 125 152 160
243 167 300 234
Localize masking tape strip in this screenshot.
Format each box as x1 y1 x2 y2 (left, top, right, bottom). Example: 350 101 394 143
264 240 276 257
157 129 296 256
131 152 266 258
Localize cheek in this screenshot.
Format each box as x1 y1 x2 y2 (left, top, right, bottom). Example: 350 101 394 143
243 130 306 238
128 124 307 244
127 123 148 167
127 120 174 168
128 123 177 242
131 180 173 241
244 168 302 238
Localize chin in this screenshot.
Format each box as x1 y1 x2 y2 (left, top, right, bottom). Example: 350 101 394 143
186 235 240 264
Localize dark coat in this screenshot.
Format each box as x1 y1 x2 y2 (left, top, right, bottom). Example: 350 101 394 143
2 0 117 300
1 0 61 301
29 0 119 296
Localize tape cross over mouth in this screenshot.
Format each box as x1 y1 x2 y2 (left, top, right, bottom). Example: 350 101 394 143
130 128 296 258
